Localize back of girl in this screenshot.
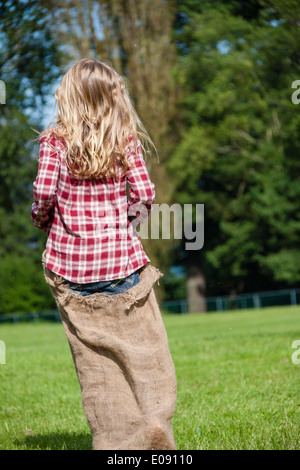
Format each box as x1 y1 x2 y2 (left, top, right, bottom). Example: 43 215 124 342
31 58 177 451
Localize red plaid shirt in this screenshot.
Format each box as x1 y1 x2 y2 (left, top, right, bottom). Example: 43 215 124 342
31 134 155 283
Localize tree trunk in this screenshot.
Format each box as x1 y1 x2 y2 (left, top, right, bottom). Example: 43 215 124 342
186 265 206 313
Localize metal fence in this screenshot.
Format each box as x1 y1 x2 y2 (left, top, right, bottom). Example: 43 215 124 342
0 288 299 323
161 288 300 314
0 310 61 324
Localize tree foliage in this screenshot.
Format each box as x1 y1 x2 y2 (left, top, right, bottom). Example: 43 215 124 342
40 0 182 298
0 0 61 313
1 0 299 314
169 0 300 295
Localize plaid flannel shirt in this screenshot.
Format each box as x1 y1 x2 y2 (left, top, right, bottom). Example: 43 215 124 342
31 134 155 283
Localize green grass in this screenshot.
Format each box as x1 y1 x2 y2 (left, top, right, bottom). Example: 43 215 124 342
0 306 299 450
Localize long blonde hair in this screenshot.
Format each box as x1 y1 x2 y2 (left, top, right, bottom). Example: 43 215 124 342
41 58 156 180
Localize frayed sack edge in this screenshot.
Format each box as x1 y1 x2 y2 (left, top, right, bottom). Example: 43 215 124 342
41 250 164 314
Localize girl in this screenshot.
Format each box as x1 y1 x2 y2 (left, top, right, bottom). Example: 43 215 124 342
31 58 177 451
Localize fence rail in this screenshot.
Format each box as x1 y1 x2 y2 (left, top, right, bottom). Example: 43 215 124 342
0 288 299 323
161 288 300 314
0 310 61 324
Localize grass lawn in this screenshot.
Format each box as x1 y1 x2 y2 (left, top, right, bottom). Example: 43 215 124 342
0 305 299 450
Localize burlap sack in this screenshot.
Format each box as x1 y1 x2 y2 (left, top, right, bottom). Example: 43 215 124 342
41 251 177 450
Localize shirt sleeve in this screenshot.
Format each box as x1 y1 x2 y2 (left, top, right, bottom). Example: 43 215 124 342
126 138 155 226
31 137 60 231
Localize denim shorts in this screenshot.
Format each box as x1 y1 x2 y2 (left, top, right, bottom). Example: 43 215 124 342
61 269 140 296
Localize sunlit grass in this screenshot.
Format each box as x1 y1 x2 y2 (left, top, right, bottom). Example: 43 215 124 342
0 306 299 450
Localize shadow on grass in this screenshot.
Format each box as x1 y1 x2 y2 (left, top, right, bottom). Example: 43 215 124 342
15 432 92 450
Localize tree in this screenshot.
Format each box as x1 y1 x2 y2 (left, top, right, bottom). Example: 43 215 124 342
40 0 183 300
169 0 300 305
0 0 61 313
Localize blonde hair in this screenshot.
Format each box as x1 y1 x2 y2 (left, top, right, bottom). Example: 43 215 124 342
40 58 156 180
